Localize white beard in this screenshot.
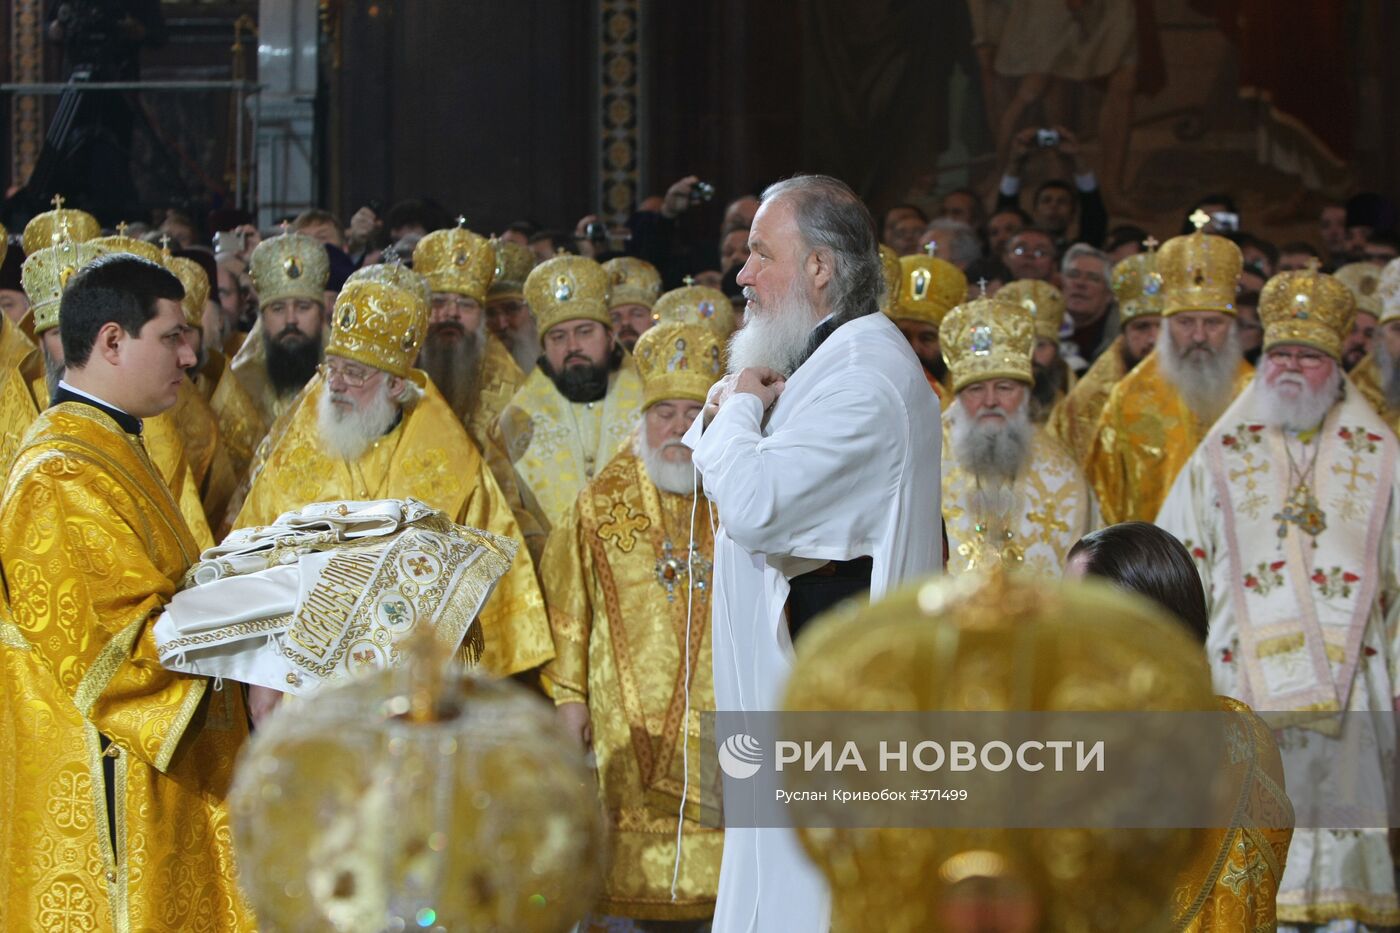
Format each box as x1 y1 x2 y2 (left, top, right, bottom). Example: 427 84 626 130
726 281 820 377
1256 365 1342 434
949 398 1034 488
316 379 399 461
1156 325 1243 423
635 429 697 496
1376 340 1400 411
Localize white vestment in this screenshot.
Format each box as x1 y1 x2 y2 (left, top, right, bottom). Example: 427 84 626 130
1157 379 1400 928
685 312 942 933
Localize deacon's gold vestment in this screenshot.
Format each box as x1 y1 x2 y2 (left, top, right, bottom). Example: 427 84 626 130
1046 335 1129 464
1171 696 1293 932
208 353 269 482
0 402 253 932
541 451 721 920
0 320 39 475
492 360 646 546
233 373 553 677
170 379 237 529
1085 350 1252 524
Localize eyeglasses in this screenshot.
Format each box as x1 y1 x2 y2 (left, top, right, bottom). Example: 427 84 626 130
430 294 478 312
1011 246 1052 259
319 361 380 387
1266 348 1330 369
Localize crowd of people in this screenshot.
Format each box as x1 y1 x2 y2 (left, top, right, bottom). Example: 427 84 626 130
0 152 1399 932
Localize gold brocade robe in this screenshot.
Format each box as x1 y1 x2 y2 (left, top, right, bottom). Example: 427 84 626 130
941 424 1098 575
0 402 253 932
0 314 34 374
1046 335 1129 465
540 451 721 920
0 321 40 476
170 380 238 529
1084 350 1252 524
209 356 270 484
233 373 553 677
492 359 646 543
1350 352 1400 431
1171 696 1293 933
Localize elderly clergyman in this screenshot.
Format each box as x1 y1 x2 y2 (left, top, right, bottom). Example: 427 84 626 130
683 174 942 931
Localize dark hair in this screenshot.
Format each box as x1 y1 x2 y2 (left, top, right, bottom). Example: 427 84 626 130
61 255 185 368
879 203 928 230
1226 232 1279 268
989 205 1032 225
529 229 574 254
1279 240 1321 258
963 256 1012 288
1033 179 1075 203
1104 224 1150 253
1067 522 1209 644
505 220 538 237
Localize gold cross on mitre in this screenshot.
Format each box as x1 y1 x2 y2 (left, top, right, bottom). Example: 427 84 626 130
159 233 172 257
977 277 988 297
682 275 695 286
924 240 938 257
51 193 65 211
1304 256 1322 273
1142 235 1160 252
115 220 129 237
455 215 468 228
280 219 291 237
1189 209 1212 232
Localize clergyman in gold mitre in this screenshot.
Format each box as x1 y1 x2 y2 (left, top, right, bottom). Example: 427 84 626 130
784 571 1226 933
889 242 967 405
996 278 1073 423
539 317 726 922
485 235 541 373
1085 214 1252 524
603 255 662 351
939 293 1097 575
1352 257 1400 427
234 262 554 679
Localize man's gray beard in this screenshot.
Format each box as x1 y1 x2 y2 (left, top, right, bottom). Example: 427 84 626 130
418 326 483 420
316 378 399 461
949 398 1034 488
505 317 541 374
43 350 63 396
1256 367 1343 434
726 282 819 377
634 429 696 496
1156 325 1242 423
1376 340 1400 411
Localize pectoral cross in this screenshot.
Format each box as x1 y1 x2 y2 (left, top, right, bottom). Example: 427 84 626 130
598 502 650 552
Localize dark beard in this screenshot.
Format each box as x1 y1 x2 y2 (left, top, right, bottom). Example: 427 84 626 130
539 343 624 404
1031 358 1068 410
264 329 322 396
922 353 948 382
1120 341 1143 371
419 325 483 419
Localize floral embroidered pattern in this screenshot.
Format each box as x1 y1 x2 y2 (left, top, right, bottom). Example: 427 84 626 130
1311 566 1360 599
1338 425 1385 454
1243 560 1286 596
1220 423 1265 450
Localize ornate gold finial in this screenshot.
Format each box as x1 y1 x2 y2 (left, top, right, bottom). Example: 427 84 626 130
1143 235 1159 252
924 240 938 257
456 215 468 228
159 233 172 258
682 275 695 287
977 277 988 297
1189 209 1211 231
116 220 129 238
51 193 65 211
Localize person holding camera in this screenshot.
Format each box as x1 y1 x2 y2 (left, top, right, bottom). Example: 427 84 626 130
995 125 1107 253
626 174 733 288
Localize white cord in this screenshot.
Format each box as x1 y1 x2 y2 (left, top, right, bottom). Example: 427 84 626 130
670 463 703 899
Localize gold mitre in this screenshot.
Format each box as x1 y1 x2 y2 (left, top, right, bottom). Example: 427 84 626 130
1157 213 1242 316
91 232 164 265
878 245 901 315
784 571 1217 933
940 294 1034 392
893 245 967 328
250 230 330 309
653 281 735 337
524 254 610 335
329 263 431 379
633 320 724 409
487 237 536 302
603 256 662 310
1111 247 1165 322
1333 262 1383 318
1259 263 1355 361
413 220 495 304
1380 257 1400 325
22 196 100 256
22 238 109 334
997 279 1065 342
165 255 209 327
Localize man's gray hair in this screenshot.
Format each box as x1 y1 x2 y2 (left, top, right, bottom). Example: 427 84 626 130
925 218 983 267
761 174 882 322
1061 242 1112 279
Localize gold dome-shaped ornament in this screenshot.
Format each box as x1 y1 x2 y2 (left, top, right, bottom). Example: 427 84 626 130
230 624 605 932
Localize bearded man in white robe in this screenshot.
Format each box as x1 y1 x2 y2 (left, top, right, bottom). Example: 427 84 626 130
683 174 942 932
1158 265 1400 932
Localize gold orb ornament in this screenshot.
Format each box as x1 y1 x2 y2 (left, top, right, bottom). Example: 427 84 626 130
229 663 605 932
